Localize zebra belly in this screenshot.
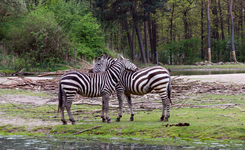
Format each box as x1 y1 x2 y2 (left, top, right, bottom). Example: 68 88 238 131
124 86 153 95
77 90 103 97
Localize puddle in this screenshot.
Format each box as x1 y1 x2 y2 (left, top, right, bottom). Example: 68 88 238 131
0 135 245 150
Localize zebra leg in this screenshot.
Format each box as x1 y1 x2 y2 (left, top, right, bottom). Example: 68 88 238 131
103 94 111 123
116 91 124 122
61 103 67 125
65 98 76 125
164 97 171 122
125 94 134 121
160 97 170 122
60 93 67 125
101 97 106 122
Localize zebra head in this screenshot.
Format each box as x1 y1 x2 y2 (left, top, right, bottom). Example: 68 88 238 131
91 54 137 73
117 54 138 72
92 54 116 73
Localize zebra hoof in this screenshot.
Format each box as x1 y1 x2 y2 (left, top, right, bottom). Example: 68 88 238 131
164 119 168 122
62 120 67 125
160 116 164 121
116 118 120 122
72 122 76 125
107 119 112 123
129 117 134 121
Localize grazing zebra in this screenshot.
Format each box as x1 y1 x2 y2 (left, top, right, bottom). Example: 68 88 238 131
58 54 138 124
91 54 172 122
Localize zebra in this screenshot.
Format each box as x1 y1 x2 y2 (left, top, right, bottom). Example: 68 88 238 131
58 54 138 125
91 54 172 122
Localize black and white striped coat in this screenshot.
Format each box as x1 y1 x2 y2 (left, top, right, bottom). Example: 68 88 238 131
91 55 172 122
58 54 138 124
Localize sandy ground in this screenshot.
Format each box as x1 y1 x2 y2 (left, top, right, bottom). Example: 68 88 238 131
0 77 60 128
180 73 245 84
0 74 244 129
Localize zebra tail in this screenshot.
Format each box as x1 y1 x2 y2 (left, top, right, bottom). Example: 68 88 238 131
168 76 173 105
57 82 62 115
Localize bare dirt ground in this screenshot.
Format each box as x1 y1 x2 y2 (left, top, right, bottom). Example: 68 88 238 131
0 74 244 129
180 73 245 84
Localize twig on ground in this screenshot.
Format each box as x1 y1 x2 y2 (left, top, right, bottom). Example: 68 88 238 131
46 103 56 112
73 125 102 135
235 106 245 112
7 101 30 112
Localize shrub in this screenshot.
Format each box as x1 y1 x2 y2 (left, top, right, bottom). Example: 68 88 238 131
6 8 70 70
48 0 106 59
159 38 202 65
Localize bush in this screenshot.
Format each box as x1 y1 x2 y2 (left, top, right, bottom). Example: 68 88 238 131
48 0 106 60
159 38 202 65
6 8 70 70
211 37 244 63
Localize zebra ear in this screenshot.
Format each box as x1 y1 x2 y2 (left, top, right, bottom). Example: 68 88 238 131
118 54 124 60
100 54 106 61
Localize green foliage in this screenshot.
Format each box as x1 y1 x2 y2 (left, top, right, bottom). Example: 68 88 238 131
159 38 202 65
237 38 245 62
211 38 230 62
211 37 245 63
5 7 70 70
0 0 108 72
48 0 106 60
0 0 26 22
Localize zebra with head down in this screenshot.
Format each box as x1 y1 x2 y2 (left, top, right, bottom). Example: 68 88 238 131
58 54 138 124
91 54 172 122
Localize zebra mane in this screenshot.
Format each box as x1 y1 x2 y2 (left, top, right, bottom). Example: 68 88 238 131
98 54 117 65
97 54 116 61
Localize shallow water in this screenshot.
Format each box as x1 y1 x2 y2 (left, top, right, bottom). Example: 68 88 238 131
1 135 244 150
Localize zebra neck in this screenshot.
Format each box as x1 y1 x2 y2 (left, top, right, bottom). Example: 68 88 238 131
107 63 121 83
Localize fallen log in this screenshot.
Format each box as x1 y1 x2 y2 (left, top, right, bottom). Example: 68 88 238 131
38 72 64 77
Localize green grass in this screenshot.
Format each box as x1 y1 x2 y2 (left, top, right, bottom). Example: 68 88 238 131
0 102 244 141
0 89 54 97
0 89 244 147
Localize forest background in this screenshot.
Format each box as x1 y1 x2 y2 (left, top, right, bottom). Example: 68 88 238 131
0 0 244 72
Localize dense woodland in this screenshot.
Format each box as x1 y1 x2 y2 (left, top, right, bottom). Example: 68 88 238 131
0 0 245 71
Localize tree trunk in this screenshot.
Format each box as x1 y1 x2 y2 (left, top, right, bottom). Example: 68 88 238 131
211 0 219 40
144 4 149 63
184 11 188 39
201 0 204 60
170 2 175 64
207 0 211 63
239 0 243 39
227 1 230 36
132 27 136 61
120 20 124 53
135 25 146 64
218 0 225 40
152 17 157 64
148 19 153 62
229 0 237 62
125 20 133 60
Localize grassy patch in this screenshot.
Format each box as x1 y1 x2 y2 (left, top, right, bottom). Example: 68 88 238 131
0 90 244 146
0 103 244 141
0 89 53 98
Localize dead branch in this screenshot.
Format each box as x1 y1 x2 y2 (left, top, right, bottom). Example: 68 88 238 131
38 72 64 77
7 101 30 112
235 106 245 112
73 125 102 135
